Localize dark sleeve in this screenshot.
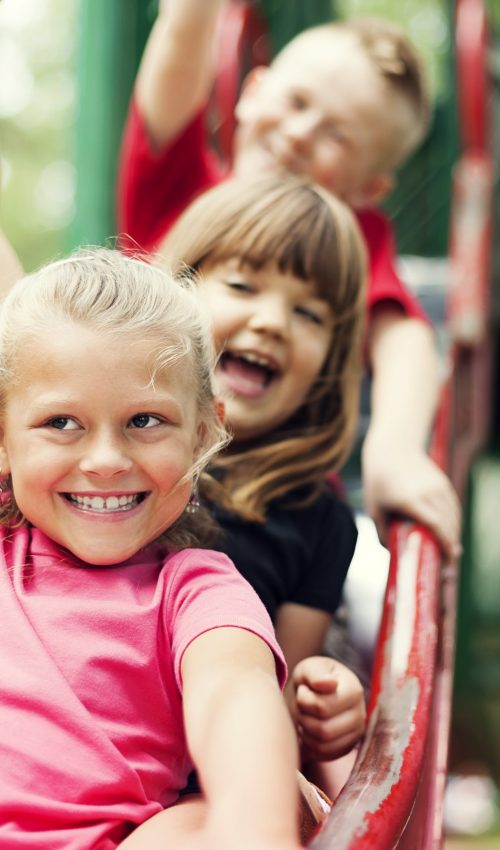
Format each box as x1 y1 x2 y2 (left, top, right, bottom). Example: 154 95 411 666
287 492 358 615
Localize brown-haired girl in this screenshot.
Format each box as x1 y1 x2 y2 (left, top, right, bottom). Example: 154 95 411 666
160 175 368 793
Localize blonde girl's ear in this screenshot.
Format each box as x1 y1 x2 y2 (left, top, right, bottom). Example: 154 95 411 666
194 398 225 457
214 398 226 426
0 442 11 478
195 420 209 458
192 398 229 474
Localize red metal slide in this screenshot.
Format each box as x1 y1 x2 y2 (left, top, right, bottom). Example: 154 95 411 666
212 1 494 846
311 0 494 846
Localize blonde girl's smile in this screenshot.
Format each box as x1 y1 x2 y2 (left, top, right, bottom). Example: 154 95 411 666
0 320 201 565
61 490 148 514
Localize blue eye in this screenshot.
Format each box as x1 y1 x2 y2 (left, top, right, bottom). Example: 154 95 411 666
130 414 162 429
47 417 79 431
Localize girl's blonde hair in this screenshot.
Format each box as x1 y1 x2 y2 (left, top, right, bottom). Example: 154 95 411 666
160 176 367 520
0 247 228 547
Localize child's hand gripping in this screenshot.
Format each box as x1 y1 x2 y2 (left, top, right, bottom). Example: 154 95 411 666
362 438 462 562
290 657 366 763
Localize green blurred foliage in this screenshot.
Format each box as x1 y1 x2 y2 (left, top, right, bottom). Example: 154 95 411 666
0 0 78 271
336 0 452 104
0 0 496 271
487 0 500 34
336 0 458 256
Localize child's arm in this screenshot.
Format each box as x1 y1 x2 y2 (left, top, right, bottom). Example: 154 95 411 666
291 656 366 763
276 605 366 763
181 626 303 850
136 0 228 150
362 307 461 560
0 226 22 300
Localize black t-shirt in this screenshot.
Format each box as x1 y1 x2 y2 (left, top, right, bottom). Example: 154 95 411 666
179 488 358 798
211 488 357 623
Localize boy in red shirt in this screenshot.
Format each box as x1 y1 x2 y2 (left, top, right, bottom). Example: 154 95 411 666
117 0 461 558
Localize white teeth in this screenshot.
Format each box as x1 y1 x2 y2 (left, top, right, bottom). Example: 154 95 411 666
237 352 276 369
67 493 141 512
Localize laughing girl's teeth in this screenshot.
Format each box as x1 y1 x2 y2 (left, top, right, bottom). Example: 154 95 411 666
241 352 275 368
67 493 142 512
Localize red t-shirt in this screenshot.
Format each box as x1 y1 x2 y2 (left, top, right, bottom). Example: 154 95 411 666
117 99 426 321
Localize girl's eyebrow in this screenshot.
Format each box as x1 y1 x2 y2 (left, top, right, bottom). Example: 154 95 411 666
27 392 184 414
24 394 82 411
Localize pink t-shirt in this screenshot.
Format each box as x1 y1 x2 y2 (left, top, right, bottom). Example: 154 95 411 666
0 524 285 849
117 99 427 323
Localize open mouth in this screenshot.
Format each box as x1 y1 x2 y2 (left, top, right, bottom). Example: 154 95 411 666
62 493 148 513
219 351 279 392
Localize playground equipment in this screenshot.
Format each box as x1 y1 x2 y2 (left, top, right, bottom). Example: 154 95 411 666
311 2 496 846
70 0 498 845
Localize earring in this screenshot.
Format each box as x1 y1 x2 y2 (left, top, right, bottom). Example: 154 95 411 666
0 465 9 494
186 491 200 515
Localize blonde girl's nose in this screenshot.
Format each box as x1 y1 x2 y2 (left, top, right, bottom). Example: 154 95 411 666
79 434 133 477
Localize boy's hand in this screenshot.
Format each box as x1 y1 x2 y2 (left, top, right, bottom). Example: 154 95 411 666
362 438 462 562
290 657 366 762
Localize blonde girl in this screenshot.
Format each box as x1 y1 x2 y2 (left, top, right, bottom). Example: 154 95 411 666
0 247 304 850
161 175 368 793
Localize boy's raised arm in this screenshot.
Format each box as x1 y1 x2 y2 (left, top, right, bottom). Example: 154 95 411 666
136 0 228 150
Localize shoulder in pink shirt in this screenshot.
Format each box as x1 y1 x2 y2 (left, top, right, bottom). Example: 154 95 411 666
0 524 285 849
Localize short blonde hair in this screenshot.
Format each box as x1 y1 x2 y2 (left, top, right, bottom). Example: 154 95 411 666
161 176 367 520
280 17 430 169
0 247 228 546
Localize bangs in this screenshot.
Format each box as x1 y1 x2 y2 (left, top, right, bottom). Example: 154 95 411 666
159 176 367 517
208 203 337 294
162 176 367 318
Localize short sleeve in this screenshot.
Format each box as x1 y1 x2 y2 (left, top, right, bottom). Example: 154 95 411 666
288 492 358 614
162 548 287 691
117 99 223 253
357 208 429 323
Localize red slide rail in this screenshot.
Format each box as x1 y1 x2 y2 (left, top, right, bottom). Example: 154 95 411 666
213 1 494 846
312 0 494 847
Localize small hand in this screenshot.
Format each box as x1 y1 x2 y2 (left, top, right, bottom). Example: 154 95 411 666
291 657 366 762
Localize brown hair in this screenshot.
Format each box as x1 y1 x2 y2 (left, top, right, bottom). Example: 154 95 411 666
160 176 367 520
